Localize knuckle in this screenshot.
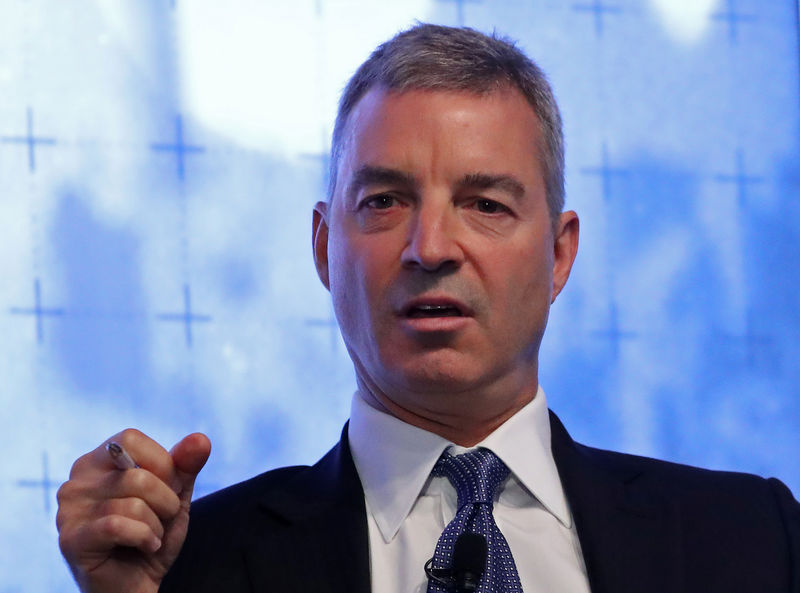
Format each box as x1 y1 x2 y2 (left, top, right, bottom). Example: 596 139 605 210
158 494 180 520
55 481 92 531
98 495 146 520
126 496 152 521
55 480 72 504
167 492 181 516
55 507 66 531
57 529 75 558
126 467 151 491
68 452 93 478
118 428 144 446
99 514 125 538
127 496 147 516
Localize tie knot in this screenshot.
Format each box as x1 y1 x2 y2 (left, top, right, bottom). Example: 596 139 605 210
433 448 510 507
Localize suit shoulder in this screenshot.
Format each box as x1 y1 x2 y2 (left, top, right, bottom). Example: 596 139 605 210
189 464 309 524
574 440 798 508
576 440 766 484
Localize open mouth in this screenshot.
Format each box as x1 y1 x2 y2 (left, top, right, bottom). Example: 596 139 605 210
406 304 464 318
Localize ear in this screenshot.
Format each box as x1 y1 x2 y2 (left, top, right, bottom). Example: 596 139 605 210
551 210 579 303
312 201 331 290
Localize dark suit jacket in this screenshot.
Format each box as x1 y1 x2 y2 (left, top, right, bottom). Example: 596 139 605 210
161 413 800 592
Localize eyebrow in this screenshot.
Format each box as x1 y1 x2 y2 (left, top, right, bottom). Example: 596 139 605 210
456 172 526 201
345 166 526 201
346 165 418 197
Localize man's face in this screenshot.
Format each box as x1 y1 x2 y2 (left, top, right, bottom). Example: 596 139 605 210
313 87 577 416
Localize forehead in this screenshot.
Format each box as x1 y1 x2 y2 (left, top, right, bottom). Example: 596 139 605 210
336 86 545 192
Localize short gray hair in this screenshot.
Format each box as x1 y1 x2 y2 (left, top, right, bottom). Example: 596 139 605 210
328 23 565 223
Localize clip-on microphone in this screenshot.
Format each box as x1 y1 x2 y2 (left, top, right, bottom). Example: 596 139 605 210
425 532 487 592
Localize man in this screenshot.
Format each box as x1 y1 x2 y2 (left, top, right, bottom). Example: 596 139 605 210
57 24 799 593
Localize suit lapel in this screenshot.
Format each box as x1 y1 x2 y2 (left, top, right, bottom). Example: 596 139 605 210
550 412 684 593
242 428 371 593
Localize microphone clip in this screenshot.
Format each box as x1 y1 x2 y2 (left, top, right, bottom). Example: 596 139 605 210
424 532 487 592
424 557 456 588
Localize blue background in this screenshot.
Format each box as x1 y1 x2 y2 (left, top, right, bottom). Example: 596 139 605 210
1 1 798 590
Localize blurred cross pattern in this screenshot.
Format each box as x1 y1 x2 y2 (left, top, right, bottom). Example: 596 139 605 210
156 284 212 347
17 452 59 515
591 301 638 362
1 108 56 173
713 148 764 209
722 310 775 368
150 114 206 182
580 142 630 203
711 0 757 45
9 278 66 344
572 0 624 37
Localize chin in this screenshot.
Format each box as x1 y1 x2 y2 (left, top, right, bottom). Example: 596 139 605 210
389 357 486 395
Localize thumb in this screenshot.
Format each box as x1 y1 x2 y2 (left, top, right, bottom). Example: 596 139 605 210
170 432 211 500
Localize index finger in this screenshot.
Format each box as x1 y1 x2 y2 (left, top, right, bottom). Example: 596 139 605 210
93 429 181 493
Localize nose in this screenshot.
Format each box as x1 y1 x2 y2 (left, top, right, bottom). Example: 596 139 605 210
400 202 464 272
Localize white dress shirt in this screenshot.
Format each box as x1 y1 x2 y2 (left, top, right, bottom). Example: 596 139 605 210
348 386 592 593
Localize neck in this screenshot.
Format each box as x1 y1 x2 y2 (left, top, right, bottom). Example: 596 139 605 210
354 372 538 447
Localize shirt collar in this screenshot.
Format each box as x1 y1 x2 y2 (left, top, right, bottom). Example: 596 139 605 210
348 386 572 543
479 386 572 529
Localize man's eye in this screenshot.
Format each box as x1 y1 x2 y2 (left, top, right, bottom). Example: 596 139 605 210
474 199 506 214
365 194 396 209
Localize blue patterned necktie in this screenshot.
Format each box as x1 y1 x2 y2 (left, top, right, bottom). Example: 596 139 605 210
426 448 523 593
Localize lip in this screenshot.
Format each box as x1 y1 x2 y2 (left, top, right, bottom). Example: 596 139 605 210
399 315 472 333
397 295 474 333
398 295 474 318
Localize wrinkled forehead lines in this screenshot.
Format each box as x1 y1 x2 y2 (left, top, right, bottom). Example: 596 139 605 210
332 86 544 201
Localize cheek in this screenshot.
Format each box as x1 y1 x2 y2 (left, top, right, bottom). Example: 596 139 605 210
329 248 362 329
500 247 553 324
327 235 389 337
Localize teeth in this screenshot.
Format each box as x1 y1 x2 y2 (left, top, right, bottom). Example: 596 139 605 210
409 304 462 318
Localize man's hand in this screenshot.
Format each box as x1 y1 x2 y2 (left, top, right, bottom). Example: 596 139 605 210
56 430 211 593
